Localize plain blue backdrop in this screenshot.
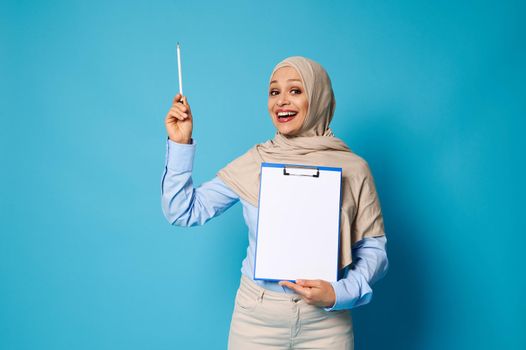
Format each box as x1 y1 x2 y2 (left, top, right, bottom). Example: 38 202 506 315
2 0 525 349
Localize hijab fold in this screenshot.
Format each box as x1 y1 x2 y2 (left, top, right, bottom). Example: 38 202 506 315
217 56 385 270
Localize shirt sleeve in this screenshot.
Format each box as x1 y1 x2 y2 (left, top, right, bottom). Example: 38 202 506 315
161 138 240 226
324 235 389 311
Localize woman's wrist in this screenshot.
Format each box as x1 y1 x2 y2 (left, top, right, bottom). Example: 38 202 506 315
169 135 192 144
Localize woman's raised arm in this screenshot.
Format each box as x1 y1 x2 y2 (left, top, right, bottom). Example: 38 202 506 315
161 95 240 226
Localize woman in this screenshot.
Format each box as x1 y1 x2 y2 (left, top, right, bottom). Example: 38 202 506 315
161 56 389 349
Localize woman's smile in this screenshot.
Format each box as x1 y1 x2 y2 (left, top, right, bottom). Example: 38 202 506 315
276 109 298 123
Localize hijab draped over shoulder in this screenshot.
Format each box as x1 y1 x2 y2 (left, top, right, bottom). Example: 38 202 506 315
217 56 385 270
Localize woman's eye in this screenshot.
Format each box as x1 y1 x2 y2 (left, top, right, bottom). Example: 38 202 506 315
269 88 301 96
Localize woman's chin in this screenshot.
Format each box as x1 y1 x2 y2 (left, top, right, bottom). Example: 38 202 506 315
271 119 302 136
277 127 301 137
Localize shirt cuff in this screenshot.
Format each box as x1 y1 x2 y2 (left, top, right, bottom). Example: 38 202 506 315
324 269 373 311
165 137 196 173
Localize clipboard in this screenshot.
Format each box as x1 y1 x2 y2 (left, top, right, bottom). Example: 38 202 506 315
253 162 342 282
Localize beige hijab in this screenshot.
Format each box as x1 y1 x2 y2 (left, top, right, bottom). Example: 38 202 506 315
217 56 385 270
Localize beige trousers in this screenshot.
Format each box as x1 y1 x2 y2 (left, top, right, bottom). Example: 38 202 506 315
228 275 354 350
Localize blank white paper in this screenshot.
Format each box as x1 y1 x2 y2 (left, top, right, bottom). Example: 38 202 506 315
254 163 342 282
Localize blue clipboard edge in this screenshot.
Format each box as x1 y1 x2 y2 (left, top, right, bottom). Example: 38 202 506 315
260 162 342 172
253 162 343 283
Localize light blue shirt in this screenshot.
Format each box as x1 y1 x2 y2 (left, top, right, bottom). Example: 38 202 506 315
161 139 389 311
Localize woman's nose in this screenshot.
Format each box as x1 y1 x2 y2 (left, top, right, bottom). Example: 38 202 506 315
277 97 290 106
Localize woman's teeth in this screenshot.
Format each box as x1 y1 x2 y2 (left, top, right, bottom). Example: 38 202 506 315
278 111 297 117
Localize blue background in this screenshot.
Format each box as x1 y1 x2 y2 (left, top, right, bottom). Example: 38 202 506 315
2 0 525 349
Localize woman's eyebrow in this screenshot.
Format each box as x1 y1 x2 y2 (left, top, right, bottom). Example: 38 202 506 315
270 79 302 84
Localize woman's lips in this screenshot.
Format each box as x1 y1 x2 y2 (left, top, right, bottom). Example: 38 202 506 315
277 116 295 123
278 115 296 123
276 111 297 123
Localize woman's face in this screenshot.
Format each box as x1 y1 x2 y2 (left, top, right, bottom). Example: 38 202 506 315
268 66 309 136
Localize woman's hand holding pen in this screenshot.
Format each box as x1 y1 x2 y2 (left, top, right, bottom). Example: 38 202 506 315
279 279 336 308
165 93 193 144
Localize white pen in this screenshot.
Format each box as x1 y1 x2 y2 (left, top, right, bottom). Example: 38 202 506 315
176 42 184 97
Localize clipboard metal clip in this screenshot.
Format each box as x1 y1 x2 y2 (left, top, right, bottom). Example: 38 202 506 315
283 165 320 178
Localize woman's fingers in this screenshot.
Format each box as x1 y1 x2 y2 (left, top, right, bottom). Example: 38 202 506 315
173 94 190 109
279 281 310 297
296 279 322 288
173 93 182 104
281 279 321 289
168 107 189 120
169 109 188 119
171 106 188 116
172 100 187 111
279 279 334 307
171 95 192 116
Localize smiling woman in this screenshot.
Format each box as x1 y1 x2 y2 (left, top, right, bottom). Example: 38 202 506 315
161 56 389 350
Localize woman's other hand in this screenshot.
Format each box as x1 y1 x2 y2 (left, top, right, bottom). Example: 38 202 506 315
279 279 336 308
165 93 193 144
